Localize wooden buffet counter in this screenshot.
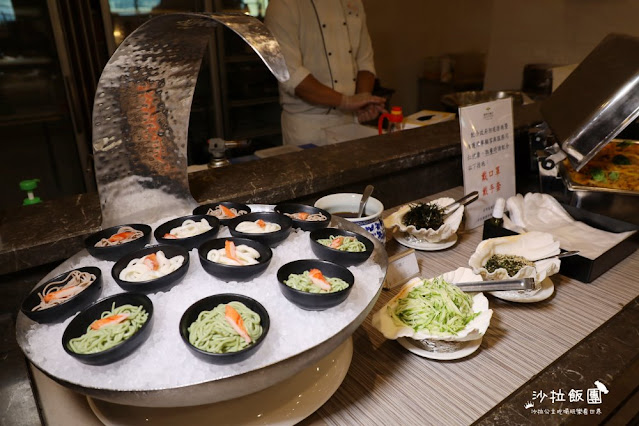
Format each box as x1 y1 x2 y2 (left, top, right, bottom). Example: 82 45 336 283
300 187 639 425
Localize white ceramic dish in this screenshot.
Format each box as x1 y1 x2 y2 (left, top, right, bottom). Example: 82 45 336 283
489 277 554 303
372 268 493 343
394 232 458 251
397 336 482 360
314 193 385 242
384 197 464 243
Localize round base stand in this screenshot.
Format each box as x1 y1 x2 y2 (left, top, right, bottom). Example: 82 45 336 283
87 337 353 426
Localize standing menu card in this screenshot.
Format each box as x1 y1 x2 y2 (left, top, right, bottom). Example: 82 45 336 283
459 98 516 229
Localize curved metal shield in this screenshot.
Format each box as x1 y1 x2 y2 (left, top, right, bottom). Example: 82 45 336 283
92 13 289 227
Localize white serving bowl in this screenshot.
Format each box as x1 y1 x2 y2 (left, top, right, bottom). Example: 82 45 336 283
314 193 385 243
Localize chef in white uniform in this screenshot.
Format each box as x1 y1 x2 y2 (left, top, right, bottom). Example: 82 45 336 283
265 0 386 146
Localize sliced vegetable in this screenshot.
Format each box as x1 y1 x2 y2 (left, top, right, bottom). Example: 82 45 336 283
390 276 479 336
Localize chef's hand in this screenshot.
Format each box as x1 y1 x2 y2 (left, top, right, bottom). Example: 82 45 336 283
357 103 386 123
338 92 386 112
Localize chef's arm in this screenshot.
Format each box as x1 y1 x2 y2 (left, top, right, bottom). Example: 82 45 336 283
356 70 376 95
294 74 385 112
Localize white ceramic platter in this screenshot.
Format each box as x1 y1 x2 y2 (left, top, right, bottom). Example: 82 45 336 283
489 277 554 303
394 232 458 251
397 336 483 360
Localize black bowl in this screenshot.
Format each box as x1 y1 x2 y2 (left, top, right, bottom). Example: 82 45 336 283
21 267 103 324
112 244 190 293
62 293 153 365
229 212 293 247
274 203 331 232
154 215 220 250
179 293 269 364
276 259 355 311
84 224 152 262
198 238 273 282
193 202 252 226
309 228 374 267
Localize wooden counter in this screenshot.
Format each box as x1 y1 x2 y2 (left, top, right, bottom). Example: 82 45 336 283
300 187 639 425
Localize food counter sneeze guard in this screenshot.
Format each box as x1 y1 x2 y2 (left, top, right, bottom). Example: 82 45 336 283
15 13 388 410
90 12 288 227
540 33 639 170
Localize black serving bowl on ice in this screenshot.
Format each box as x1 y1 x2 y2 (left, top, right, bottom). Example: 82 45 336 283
179 293 270 364
21 267 103 324
274 203 331 231
111 244 190 293
193 202 252 226
198 237 273 282
84 224 152 262
309 228 374 267
62 292 153 365
154 214 220 250
229 212 293 247
276 259 355 311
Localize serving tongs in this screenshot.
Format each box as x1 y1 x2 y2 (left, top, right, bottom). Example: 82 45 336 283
454 277 535 292
533 250 580 262
442 191 479 220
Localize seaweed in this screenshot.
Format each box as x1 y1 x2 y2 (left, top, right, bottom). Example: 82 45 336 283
402 202 445 230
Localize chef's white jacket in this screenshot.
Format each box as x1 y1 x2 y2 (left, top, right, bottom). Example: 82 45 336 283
265 0 377 145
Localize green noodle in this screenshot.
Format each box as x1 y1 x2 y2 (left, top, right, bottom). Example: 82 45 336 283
68 303 148 354
389 276 478 336
284 271 349 293
188 301 262 354
317 235 366 252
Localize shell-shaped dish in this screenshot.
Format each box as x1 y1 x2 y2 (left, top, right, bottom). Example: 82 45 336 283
372 267 492 343
468 231 560 294
383 197 463 243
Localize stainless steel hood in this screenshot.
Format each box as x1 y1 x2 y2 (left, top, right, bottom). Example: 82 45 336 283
540 33 639 171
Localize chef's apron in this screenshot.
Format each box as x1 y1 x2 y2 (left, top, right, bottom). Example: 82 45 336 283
281 110 355 146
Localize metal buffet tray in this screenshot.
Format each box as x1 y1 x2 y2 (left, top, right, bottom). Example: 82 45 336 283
16 216 387 407
555 140 639 225
541 33 639 171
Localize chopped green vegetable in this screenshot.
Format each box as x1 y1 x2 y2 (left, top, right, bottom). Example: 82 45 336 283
612 154 631 165
402 202 445 230
609 171 620 181
590 168 606 182
390 276 479 336
617 140 633 148
484 254 534 276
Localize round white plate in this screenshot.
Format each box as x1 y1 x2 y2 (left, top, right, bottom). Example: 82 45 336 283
489 277 554 303
87 338 353 426
394 232 458 251
397 336 482 360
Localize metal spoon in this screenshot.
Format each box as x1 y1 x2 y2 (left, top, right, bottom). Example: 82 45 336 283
357 185 375 218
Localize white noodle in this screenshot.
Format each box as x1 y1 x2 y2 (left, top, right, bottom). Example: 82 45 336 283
166 219 212 239
119 251 184 282
207 244 261 266
235 221 281 234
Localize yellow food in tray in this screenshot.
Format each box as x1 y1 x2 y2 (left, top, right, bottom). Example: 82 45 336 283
564 140 639 191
